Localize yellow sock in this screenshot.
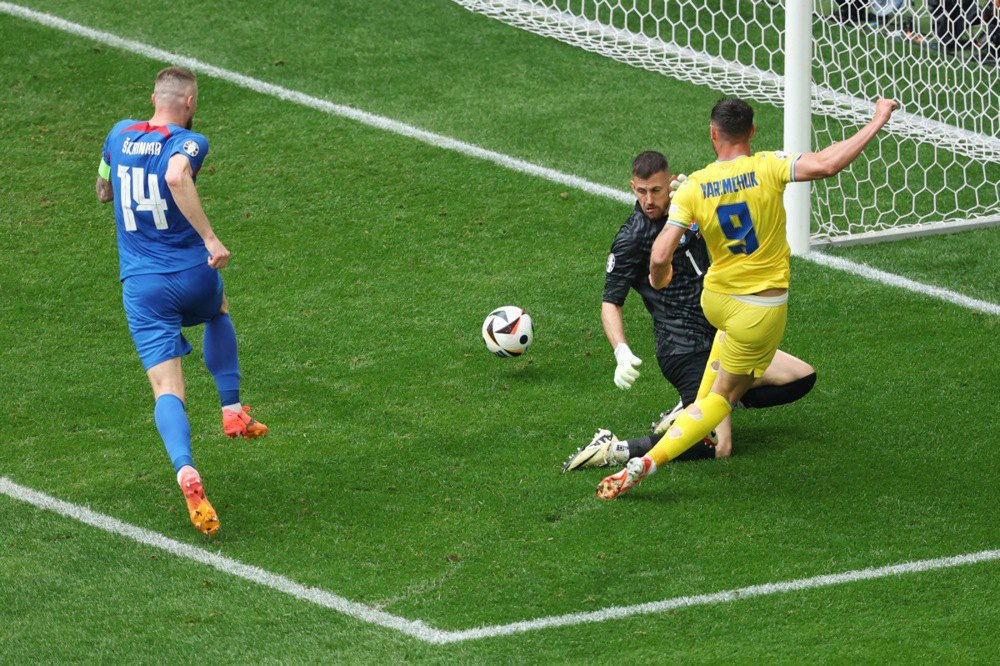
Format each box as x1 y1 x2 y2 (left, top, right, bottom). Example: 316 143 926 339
696 331 725 401
647 393 732 466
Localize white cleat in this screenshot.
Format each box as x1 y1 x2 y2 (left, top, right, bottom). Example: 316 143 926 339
563 429 629 472
651 400 685 436
652 401 720 446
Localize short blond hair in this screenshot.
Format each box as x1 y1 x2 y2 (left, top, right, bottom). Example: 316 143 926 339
153 66 197 103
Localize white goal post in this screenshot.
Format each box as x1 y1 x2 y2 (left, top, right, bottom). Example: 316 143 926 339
451 0 1000 252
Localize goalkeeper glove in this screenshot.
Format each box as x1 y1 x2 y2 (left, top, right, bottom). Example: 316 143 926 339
613 343 642 390
669 173 688 192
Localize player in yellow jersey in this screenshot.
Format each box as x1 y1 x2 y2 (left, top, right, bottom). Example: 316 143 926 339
597 96 899 499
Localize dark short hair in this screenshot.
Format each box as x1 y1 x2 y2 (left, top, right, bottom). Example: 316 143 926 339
631 151 669 179
710 97 754 139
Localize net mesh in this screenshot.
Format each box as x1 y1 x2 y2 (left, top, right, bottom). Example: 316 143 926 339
452 0 1000 242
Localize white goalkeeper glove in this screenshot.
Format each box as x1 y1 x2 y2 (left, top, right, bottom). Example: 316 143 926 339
669 173 688 192
613 342 642 390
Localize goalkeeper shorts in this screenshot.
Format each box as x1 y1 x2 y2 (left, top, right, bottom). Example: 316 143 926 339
700 288 788 377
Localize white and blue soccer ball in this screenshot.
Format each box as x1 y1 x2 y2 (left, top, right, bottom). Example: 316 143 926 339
482 306 533 358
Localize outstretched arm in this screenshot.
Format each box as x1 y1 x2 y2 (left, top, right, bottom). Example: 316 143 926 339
794 98 898 181
649 224 685 289
164 154 230 269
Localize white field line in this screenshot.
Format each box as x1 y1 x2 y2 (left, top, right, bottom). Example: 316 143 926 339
0 477 444 643
806 252 1000 316
0 2 631 207
1 2 996 316
443 548 1000 642
2 476 998 644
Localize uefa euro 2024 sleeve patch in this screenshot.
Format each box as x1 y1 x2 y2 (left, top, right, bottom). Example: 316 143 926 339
606 253 616 273
183 140 200 157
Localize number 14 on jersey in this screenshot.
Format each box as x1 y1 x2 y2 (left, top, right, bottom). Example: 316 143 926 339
117 165 168 231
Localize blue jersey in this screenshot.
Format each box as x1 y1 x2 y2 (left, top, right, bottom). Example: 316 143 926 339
100 120 210 280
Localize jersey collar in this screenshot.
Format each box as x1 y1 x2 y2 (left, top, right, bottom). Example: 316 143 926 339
714 154 750 163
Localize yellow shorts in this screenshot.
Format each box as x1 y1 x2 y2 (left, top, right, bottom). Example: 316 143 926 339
700 288 788 377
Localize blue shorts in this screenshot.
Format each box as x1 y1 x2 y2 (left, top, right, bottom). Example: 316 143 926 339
122 262 224 371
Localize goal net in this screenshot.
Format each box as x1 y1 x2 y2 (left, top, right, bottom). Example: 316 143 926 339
451 0 1000 247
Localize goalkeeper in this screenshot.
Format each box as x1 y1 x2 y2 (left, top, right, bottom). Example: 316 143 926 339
564 151 815 472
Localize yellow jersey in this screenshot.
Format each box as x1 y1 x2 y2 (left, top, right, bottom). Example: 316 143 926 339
667 151 800 294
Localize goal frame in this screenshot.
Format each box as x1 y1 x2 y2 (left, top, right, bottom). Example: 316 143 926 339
451 0 1000 252
785 0 813 255
784 0 1000 253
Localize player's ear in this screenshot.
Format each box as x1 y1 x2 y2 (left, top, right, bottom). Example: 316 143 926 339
749 125 756 140
629 179 637 194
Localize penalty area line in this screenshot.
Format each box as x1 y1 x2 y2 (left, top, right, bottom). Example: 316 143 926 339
0 2 997 317
441 547 1000 642
2 476 999 644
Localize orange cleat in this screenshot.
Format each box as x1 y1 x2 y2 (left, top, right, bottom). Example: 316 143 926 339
596 456 656 500
178 467 220 535
223 406 268 440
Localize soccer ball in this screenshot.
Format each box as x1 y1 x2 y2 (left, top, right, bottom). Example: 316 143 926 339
482 306 533 358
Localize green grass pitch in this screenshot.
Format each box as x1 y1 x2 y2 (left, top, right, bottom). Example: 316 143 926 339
1 1 998 662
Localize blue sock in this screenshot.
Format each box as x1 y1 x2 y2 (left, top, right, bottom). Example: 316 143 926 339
204 313 241 407
154 394 194 472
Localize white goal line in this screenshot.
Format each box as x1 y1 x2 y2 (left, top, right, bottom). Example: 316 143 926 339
0 2 996 317
2 476 997 644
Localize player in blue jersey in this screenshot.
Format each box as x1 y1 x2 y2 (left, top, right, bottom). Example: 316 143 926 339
96 66 267 535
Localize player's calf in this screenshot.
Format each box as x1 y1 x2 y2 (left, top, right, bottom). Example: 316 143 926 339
740 371 816 409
